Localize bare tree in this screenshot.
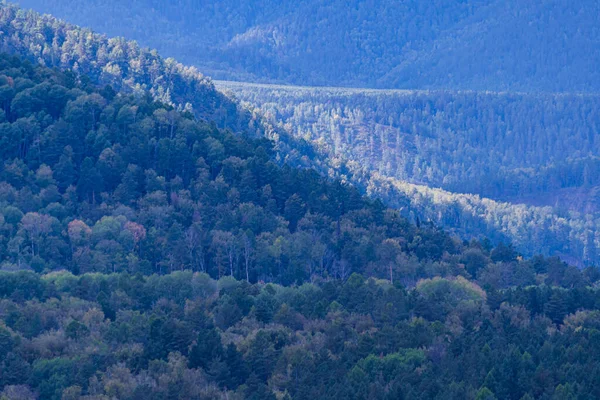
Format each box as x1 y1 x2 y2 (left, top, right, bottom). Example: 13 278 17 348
242 231 254 283
185 224 206 272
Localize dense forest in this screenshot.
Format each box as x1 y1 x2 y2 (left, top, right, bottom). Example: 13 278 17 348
2 3 600 400
220 82 600 267
0 2 257 134
219 83 600 207
0 52 444 284
3 46 600 400
0 2 330 171
3 262 600 400
1 2 600 267
13 0 600 92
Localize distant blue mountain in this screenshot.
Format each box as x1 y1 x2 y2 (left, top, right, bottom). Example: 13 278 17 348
14 0 600 92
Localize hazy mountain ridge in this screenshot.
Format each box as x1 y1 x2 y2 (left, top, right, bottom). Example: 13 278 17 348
13 0 600 91
378 0 600 91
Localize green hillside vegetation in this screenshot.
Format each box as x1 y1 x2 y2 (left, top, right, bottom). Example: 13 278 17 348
0 52 452 284
1 2 598 267
2 267 600 400
0 2 256 133
1 4 600 400
13 0 600 92
0 2 330 171
1 45 598 400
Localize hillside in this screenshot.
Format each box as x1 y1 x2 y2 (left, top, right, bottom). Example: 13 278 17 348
1 2 599 266
0 2 255 133
219 81 600 266
2 51 596 400
0 2 326 170
2 5 600 400
13 0 600 92
0 52 444 284
218 82 600 207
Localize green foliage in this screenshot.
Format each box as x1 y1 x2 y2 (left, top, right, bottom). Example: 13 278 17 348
0 271 598 398
0 2 261 134
0 5 600 399
0 51 496 286
476 387 498 400
6 0 599 271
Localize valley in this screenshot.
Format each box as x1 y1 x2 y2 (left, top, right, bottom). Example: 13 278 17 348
218 80 600 265
1 2 600 399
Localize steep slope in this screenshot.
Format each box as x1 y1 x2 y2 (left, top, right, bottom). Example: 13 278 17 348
2 9 600 399
0 2 254 132
6 50 598 400
218 82 600 206
0 2 323 169
12 0 600 91
1 2 599 265
0 51 448 285
219 81 600 265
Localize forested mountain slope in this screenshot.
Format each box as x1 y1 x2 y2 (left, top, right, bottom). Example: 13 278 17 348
12 0 600 92
219 82 600 208
2 5 600 400
4 52 598 398
1 2 600 266
219 81 600 266
0 2 323 169
0 2 254 133
0 52 440 284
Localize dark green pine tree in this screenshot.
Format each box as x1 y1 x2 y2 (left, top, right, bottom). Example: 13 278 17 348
114 164 142 205
245 331 277 382
545 291 567 325
54 147 77 191
0 352 31 387
188 320 224 370
475 387 498 400
77 157 104 203
207 358 231 389
224 343 248 388
244 373 277 400
0 326 14 359
284 193 305 232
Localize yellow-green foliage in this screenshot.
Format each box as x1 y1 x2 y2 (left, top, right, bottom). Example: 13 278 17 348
416 276 486 304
